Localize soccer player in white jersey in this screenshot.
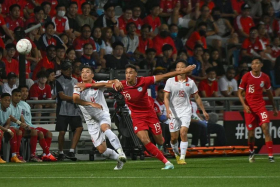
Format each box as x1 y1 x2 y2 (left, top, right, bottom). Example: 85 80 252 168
73 66 126 170
164 60 209 164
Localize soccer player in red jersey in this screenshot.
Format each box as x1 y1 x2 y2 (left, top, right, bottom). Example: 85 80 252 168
238 57 278 163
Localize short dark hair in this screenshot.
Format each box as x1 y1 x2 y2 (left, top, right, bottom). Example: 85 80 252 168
169 23 178 30
103 2 115 11
9 4 21 12
69 1 78 7
162 44 173 52
18 85 29 91
81 2 91 8
226 66 236 73
41 1 51 8
66 47 75 54
112 41 124 49
12 88 21 95
1 93 11 99
126 22 137 32
252 57 263 63
250 26 258 33
34 6 44 13
46 45 56 52
81 24 91 32
6 43 16 50
197 22 207 28
211 7 221 13
125 64 138 72
56 45 66 51
175 59 188 67
81 65 94 73
141 24 151 31
157 85 165 92
206 67 216 74
37 71 48 79
45 68 55 77
83 43 93 49
194 44 203 50
122 5 133 12
27 22 38 29
45 21 55 29
145 48 156 54
56 3 66 10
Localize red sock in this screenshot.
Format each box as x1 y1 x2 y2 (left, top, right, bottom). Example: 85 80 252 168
30 135 37 156
16 135 22 154
145 142 168 164
162 137 165 144
39 139 50 155
265 141 273 157
45 137 52 148
248 142 254 152
10 133 18 153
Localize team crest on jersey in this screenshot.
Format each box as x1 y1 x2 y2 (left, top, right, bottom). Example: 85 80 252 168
134 126 137 131
186 83 189 86
137 87 143 92
260 81 264 88
248 124 252 128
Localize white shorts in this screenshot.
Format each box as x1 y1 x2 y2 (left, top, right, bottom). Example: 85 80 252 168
169 115 191 132
87 123 105 147
86 112 111 127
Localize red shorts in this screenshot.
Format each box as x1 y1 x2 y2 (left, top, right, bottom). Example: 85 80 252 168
132 116 162 135
35 127 49 136
244 107 270 130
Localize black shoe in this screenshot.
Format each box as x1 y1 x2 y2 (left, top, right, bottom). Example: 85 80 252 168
66 152 77 161
57 154 65 161
249 151 255 163
269 156 275 163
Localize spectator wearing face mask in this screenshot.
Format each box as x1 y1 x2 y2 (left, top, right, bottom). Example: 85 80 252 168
52 4 70 35
198 67 218 98
153 24 177 61
169 24 184 52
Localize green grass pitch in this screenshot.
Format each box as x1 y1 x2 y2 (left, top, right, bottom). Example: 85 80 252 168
0 156 279 187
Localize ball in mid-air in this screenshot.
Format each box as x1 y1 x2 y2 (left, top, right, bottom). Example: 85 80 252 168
16 39 32 55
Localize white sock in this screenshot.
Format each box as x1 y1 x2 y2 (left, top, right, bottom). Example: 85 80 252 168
170 141 180 156
47 153 51 156
104 129 122 152
102 148 119 161
180 141 188 160
43 153 46 156
165 161 171 165
12 153 17 157
69 149 74 153
59 151 64 154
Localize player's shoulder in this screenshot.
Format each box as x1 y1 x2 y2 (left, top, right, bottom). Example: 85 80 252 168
261 72 270 79
166 77 175 82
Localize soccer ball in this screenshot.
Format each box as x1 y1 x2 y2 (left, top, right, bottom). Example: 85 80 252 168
16 39 32 55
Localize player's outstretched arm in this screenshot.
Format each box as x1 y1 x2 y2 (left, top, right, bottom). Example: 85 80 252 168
267 89 278 116
154 64 196 82
73 93 103 110
193 92 209 120
75 82 120 91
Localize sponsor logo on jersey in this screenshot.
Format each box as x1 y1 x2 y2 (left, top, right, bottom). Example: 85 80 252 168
137 87 143 92
260 81 264 88
186 83 189 86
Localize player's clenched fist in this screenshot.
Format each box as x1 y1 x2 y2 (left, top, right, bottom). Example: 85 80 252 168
114 81 123 91
166 109 172 119
243 104 251 113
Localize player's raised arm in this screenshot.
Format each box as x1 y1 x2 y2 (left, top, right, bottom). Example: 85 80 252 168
155 64 196 82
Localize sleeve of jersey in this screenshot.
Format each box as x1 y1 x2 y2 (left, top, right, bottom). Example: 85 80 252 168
46 85 52 99
191 82 199 95
144 76 156 86
265 75 272 90
164 79 171 93
238 76 246 89
154 103 161 114
29 85 38 99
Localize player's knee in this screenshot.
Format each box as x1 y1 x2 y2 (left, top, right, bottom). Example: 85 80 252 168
97 146 106 154
38 131 44 139
170 137 178 144
17 130 22 136
34 104 42 109
59 131 66 136
30 129 37 136
46 131 52 138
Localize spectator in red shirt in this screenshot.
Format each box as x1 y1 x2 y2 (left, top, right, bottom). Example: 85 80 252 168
5 4 25 32
118 6 133 37
72 24 98 60
231 0 245 15
257 23 274 62
26 22 41 66
136 24 153 58
131 3 143 35
271 36 280 59
29 70 54 123
199 0 215 12
234 3 255 39
32 45 56 80
198 67 218 97
241 27 265 60
153 24 177 61
2 0 28 18
159 0 179 19
25 6 44 27
143 3 161 37
2 43 19 76
52 4 70 35
185 22 207 56
0 3 15 40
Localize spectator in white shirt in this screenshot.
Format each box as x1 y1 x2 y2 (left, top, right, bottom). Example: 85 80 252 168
218 67 238 97
2 72 17 95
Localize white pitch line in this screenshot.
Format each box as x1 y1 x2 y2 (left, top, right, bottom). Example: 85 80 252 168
0 176 279 179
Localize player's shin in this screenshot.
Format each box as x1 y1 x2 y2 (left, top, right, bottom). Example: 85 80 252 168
180 141 188 160
170 141 180 156
102 148 119 161
265 141 274 157
39 139 50 155
30 135 38 156
145 142 168 164
104 129 124 154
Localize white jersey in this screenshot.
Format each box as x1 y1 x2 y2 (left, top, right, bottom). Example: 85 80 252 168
164 77 198 118
73 81 110 124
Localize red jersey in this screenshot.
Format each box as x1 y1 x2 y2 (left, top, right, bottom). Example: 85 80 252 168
241 38 264 55
0 38 5 49
231 0 245 14
199 0 215 12
271 46 280 58
121 76 158 119
32 57 54 80
153 35 177 56
131 18 143 34
0 15 6 27
160 0 179 13
137 36 153 54
2 0 28 17
234 15 255 35
72 74 82 82
118 15 133 35
72 37 96 52
259 36 270 48
239 71 271 112
52 16 70 33
198 79 218 97
2 58 19 76
5 16 25 31
29 83 52 100
143 15 161 32
72 0 86 15
185 31 207 56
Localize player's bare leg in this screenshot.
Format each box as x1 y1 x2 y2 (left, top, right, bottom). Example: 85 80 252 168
26 128 42 162
58 131 66 160
101 124 126 162
261 123 275 162
178 127 188 165
170 131 180 163
137 130 174 170
248 130 255 163
96 141 124 170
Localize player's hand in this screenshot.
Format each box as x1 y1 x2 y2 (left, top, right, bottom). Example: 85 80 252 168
166 109 172 119
183 65 196 74
273 108 278 116
243 104 251 113
88 102 103 110
203 111 209 121
114 82 123 91
76 83 89 91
